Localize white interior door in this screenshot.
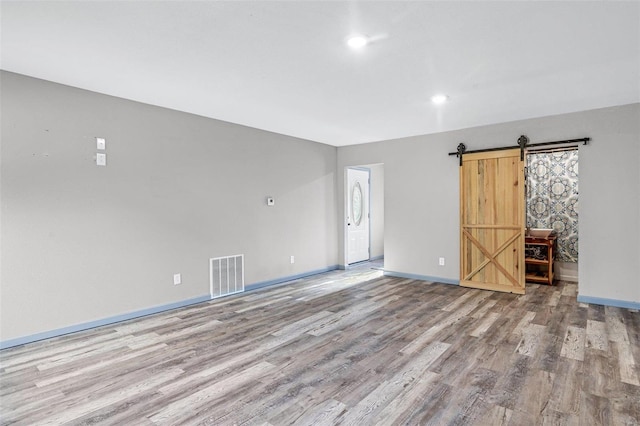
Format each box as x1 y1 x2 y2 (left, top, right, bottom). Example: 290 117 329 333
347 168 370 264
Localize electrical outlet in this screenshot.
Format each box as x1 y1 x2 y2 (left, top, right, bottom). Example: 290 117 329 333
439 257 445 266
173 273 181 285
290 255 295 264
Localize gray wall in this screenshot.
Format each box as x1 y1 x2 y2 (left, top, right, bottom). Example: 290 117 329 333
1 71 338 342
2 70 638 344
337 103 640 304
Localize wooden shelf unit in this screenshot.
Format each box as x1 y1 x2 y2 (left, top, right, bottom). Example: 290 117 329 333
525 235 556 285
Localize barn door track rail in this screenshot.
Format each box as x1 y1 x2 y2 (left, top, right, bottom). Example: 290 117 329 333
448 136 590 166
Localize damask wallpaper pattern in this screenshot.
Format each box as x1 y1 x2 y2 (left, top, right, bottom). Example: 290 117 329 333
526 150 579 263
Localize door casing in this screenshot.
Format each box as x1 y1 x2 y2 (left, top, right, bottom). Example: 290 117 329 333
347 167 371 265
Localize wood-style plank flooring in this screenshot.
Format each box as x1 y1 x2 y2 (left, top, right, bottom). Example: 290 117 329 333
1 263 639 425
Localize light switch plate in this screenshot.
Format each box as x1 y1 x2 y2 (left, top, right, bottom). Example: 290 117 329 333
96 153 106 166
267 197 275 206
96 137 106 150
173 273 181 285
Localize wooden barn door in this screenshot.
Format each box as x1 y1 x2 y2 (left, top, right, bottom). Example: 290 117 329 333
460 148 526 294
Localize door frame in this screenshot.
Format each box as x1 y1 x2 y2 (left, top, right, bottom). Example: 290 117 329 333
344 166 371 266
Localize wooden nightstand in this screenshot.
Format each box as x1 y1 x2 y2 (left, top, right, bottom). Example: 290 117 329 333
525 235 556 285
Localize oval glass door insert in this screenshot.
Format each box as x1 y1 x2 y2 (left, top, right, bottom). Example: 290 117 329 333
352 182 363 226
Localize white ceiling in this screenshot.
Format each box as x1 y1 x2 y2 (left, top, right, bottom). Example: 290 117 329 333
2 1 639 146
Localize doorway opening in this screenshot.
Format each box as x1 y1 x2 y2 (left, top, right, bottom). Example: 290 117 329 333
525 148 579 283
345 164 384 267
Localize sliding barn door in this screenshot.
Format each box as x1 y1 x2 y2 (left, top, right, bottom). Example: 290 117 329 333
460 149 525 294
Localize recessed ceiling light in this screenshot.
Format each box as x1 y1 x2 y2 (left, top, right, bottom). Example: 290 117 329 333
347 35 369 49
431 94 449 105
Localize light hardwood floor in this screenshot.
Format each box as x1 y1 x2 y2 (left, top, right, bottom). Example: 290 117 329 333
1 264 639 425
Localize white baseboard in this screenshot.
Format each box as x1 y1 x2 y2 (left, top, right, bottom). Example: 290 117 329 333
555 261 578 282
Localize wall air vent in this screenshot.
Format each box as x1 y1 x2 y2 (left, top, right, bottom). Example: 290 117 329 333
209 254 244 299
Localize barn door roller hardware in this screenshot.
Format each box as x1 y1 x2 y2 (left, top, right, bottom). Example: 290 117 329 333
517 135 529 161
455 143 466 166
448 136 589 166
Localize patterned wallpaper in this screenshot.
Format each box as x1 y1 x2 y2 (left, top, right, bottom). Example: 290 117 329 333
526 150 579 263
